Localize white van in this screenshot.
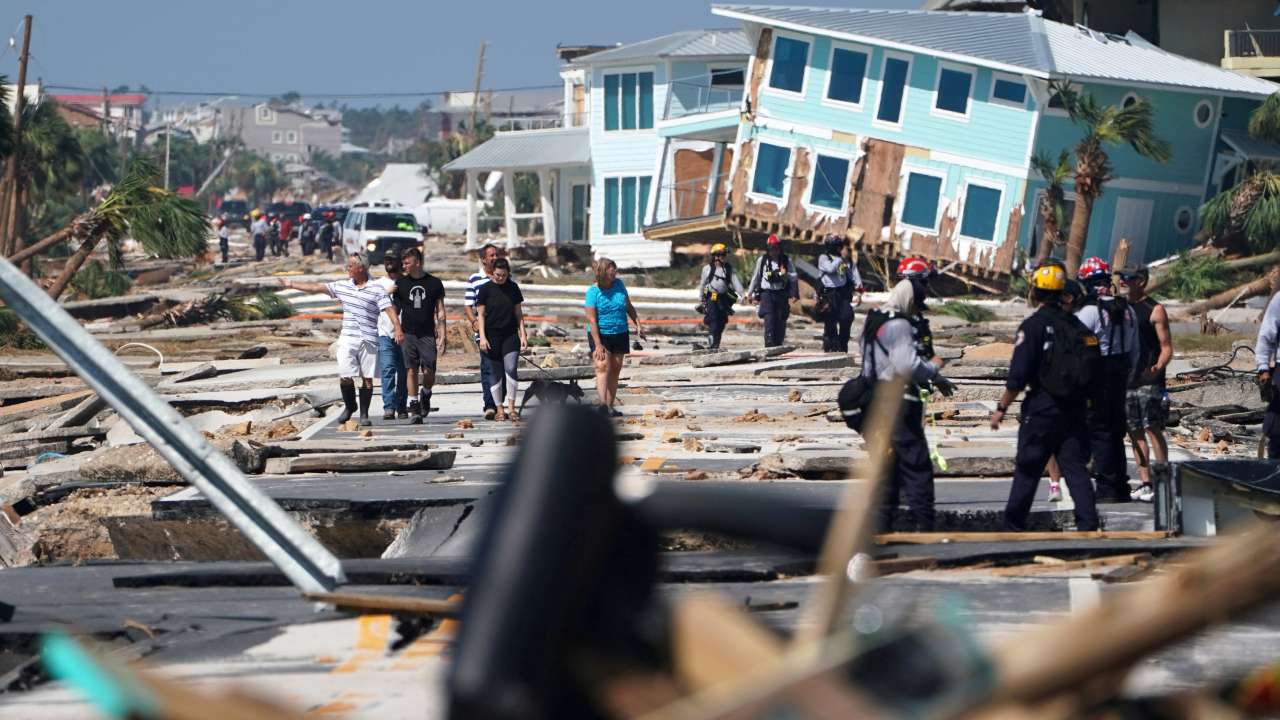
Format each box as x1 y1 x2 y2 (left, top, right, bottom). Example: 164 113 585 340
342 201 424 264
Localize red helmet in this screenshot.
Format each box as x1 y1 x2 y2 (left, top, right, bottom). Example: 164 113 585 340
897 255 932 280
766 234 781 246
1077 256 1111 283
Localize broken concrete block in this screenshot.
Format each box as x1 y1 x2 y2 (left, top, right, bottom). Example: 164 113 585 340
682 437 704 451
444 432 465 439
961 342 1015 363
690 345 794 368
703 441 761 454
264 449 456 474
46 395 107 431
168 363 218 384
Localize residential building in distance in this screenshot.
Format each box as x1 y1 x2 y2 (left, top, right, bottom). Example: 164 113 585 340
219 103 342 163
643 5 1277 279
49 93 147 138
445 29 751 267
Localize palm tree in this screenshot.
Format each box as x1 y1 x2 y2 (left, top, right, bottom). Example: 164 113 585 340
11 157 208 300
1030 150 1072 267
10 102 84 257
1200 92 1280 253
1052 81 1172 275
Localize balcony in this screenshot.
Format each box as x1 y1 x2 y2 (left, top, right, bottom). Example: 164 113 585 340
491 111 590 133
657 82 743 142
1222 29 1280 79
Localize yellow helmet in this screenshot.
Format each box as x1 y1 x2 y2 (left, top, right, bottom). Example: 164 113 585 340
710 243 728 255
1030 263 1066 291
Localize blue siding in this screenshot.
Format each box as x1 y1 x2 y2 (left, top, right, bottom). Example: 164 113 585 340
589 62 667 244
754 32 1036 170
1021 179 1202 262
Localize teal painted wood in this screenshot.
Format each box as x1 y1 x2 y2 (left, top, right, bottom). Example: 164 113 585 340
658 112 740 138
753 32 1035 170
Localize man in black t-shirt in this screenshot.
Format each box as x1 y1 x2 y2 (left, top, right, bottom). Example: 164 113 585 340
395 248 447 423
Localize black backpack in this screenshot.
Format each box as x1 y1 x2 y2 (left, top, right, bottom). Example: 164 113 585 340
837 309 895 432
1038 309 1101 399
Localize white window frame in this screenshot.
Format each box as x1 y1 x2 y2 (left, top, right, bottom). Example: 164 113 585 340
895 165 948 235
1193 99 1214 129
821 41 872 112
956 177 1006 244
285 130 298 144
804 148 856 216
1121 91 1141 109
256 105 276 124
271 130 283 144
600 172 651 237
1174 205 1195 234
988 71 1029 109
931 61 975 122
600 65 658 135
708 64 746 89
747 138 797 206
872 51 913 132
762 30 812 100
1038 80 1071 118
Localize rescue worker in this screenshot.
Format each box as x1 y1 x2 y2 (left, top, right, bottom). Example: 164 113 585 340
250 211 268 262
1255 289 1280 458
1043 278 1089 504
300 214 317 255
1119 265 1172 502
697 243 743 351
215 217 230 264
859 256 954 531
817 234 864 353
993 262 1100 532
747 234 798 347
1075 257 1139 503
267 214 282 256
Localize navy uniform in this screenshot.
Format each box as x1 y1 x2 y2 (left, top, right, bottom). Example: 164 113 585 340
817 236 864 353
1074 257 1139 503
747 235 799 347
996 263 1099 531
1255 291 1280 457
698 244 744 351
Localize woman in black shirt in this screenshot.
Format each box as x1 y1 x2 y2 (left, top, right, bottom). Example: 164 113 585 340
475 258 528 420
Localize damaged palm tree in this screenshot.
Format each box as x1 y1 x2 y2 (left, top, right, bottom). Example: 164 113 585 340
1031 150 1071 268
9 156 208 300
1053 81 1171 276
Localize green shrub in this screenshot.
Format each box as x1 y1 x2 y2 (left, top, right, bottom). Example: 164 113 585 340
69 260 132 299
252 291 295 320
1155 254 1235 302
933 301 996 323
0 309 45 349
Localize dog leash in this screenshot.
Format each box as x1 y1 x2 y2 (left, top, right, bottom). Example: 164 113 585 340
517 351 559 380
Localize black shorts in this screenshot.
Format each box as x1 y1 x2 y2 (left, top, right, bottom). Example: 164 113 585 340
401 334 438 371
590 332 630 356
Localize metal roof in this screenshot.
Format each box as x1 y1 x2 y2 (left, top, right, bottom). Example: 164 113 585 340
571 29 752 66
711 5 1280 97
1220 128 1280 161
442 128 590 172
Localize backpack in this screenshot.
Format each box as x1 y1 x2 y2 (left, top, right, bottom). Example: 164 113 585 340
1038 309 1101 399
837 309 894 432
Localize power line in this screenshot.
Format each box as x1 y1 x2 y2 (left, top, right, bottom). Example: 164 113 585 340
42 82 562 100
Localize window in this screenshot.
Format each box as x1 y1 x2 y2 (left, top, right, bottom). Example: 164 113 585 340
271 130 283 144
768 35 809 94
959 183 1002 241
572 184 588 241
603 71 654 131
1122 92 1140 108
1175 206 1195 233
901 171 943 231
256 105 274 123
876 55 910 125
285 130 298 144
752 142 792 198
1047 92 1066 111
365 213 419 232
826 46 868 106
603 175 651 235
711 67 745 87
991 75 1027 107
1194 100 1214 128
934 66 973 117
808 154 851 211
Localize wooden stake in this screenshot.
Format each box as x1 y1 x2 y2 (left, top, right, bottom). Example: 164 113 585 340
303 591 462 617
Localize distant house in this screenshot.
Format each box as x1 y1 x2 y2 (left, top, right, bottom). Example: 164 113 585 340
642 5 1278 277
49 93 147 137
218 103 343 163
445 29 751 267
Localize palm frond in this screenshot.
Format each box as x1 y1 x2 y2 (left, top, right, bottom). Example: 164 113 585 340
91 157 209 259
1250 93 1280 145
1201 170 1280 252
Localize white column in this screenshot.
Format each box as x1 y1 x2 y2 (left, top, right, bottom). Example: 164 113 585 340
648 137 670 226
465 170 478 250
502 171 521 249
538 168 557 248
704 141 725 216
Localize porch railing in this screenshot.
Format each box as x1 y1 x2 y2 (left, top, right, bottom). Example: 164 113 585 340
658 172 730 221
1225 28 1280 58
663 82 743 121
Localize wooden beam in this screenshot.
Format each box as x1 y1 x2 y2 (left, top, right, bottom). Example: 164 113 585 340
304 591 462 617
877 530 1171 544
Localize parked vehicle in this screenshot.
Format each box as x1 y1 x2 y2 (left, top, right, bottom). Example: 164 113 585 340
342 201 424 264
218 199 251 229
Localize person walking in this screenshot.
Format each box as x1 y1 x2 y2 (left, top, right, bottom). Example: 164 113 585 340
817 234 864 353
267 214 282 257
1256 290 1280 458
1119 265 1172 502
215 217 230 264
318 213 337 262
1043 278 1089 503
858 263 954 531
282 255 403 427
586 258 644 416
250 213 268 262
697 243 743 351
279 215 293 257
747 235 799 347
1075 256 1139 504
475 258 527 421
993 262 1100 532
464 244 502 420
299 214 317 255
396 247 447 424
375 253 408 421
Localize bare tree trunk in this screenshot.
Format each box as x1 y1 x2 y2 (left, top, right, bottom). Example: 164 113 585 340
9 221 82 265
45 235 99 301
1033 217 1058 268
14 185 30 273
1183 264 1280 317
1064 194 1095 277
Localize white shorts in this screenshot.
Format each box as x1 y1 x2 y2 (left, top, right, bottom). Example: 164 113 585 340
336 337 377 378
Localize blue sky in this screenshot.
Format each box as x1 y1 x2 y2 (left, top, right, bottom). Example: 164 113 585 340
0 0 919 107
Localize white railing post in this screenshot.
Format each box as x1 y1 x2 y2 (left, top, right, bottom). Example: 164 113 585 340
465 170 479 250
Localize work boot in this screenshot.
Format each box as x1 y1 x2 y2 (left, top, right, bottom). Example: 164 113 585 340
336 383 357 425
357 387 373 427
409 399 423 425
420 389 432 420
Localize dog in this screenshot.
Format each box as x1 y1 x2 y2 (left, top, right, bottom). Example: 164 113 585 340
520 378 585 413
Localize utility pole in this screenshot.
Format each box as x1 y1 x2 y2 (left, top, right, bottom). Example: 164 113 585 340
468 41 487 151
2 15 32 259
163 122 172 190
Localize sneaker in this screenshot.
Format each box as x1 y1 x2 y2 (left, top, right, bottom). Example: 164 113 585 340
1131 483 1154 503
383 410 396 421
483 407 496 421
1047 483 1063 502
358 416 372 427
397 411 409 420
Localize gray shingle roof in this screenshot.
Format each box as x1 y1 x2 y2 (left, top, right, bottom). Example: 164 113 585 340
712 4 1279 97
571 29 752 66
442 128 590 172
1221 128 1280 161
